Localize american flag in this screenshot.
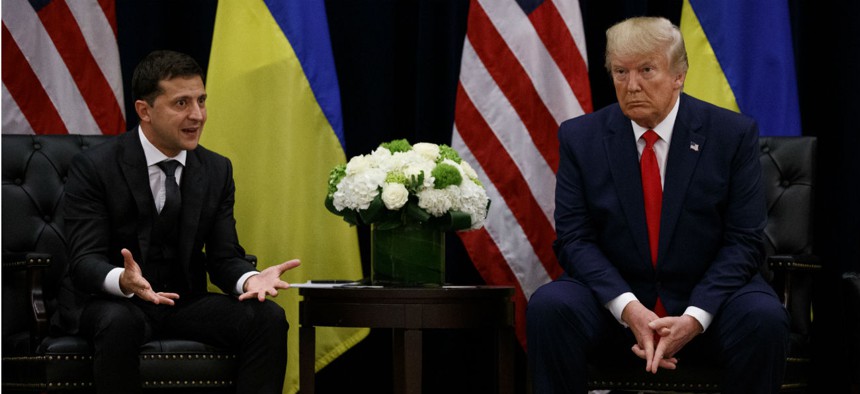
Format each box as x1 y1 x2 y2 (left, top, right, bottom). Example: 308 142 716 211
2 0 125 135
453 0 592 348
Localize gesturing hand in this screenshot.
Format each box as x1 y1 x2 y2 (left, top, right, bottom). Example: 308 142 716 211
118 248 180 305
239 259 301 302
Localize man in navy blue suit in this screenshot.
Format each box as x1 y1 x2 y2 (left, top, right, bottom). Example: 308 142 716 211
527 17 789 393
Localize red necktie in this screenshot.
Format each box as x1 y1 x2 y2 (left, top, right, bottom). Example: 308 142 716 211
641 130 667 317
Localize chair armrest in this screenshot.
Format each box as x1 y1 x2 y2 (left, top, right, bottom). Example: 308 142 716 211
768 254 822 272
767 254 821 309
767 254 821 347
2 252 52 349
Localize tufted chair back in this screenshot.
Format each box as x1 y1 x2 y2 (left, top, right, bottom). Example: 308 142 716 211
2 134 112 347
760 136 816 257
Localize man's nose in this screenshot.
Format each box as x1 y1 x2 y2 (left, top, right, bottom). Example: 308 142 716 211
188 102 204 120
626 73 642 92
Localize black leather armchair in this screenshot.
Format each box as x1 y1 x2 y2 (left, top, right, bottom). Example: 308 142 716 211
586 136 821 392
2 134 244 393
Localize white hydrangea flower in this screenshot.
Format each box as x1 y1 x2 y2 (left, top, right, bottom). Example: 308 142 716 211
417 188 453 217
386 150 420 174
445 184 463 208
381 182 409 210
332 167 386 211
457 179 490 229
368 146 393 164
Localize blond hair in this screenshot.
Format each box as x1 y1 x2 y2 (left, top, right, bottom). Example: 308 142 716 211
604 16 688 74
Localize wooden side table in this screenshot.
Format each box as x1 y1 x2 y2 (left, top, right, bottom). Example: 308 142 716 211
298 286 515 394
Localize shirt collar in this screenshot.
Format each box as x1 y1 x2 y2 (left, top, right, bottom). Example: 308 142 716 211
631 95 680 143
138 126 187 167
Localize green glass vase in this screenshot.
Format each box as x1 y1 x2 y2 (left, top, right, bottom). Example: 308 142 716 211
371 224 445 286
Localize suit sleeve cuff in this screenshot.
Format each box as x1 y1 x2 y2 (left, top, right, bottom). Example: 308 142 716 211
235 271 260 295
684 306 712 332
103 267 133 298
606 292 637 327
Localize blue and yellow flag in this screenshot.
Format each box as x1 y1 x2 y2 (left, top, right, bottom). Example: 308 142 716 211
681 0 801 136
203 1 366 392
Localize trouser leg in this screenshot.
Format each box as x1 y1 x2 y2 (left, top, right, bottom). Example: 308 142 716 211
79 297 150 394
162 293 288 394
711 284 790 394
527 276 619 394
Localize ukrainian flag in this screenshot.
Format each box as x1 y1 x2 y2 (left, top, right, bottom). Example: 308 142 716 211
681 0 802 136
203 1 366 392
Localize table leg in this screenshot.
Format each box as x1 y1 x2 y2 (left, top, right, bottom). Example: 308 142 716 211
497 326 514 394
404 328 422 394
300 325 316 394
393 328 422 394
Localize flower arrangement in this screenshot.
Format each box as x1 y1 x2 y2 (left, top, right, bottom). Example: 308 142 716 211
325 139 490 232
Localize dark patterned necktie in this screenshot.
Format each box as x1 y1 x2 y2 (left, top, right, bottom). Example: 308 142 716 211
156 160 182 227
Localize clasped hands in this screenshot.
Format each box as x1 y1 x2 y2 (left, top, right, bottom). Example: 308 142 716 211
118 248 301 305
621 300 702 374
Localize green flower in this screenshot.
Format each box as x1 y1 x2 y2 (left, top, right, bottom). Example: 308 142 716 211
406 171 425 193
381 139 412 153
438 144 462 163
432 163 462 189
385 171 408 184
327 163 346 197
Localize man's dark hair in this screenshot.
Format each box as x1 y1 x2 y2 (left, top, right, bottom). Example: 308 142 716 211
132 50 204 105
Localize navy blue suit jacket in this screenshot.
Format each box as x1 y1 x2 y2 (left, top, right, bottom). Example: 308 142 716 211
56 129 255 333
553 93 770 317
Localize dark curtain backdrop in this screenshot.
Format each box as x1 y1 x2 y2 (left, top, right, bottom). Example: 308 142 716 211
116 1 859 392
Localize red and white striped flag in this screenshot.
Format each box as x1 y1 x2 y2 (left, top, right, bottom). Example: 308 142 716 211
453 0 592 348
2 0 125 135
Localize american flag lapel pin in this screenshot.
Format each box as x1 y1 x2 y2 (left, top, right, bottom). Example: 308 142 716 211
690 141 700 152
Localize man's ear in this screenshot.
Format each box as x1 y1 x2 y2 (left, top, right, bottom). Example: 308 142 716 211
134 100 151 123
674 71 687 90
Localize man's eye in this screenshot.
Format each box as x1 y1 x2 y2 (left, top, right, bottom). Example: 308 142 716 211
176 100 186 107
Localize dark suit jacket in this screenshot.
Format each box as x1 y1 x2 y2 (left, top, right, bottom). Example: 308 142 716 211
553 93 770 317
56 129 255 334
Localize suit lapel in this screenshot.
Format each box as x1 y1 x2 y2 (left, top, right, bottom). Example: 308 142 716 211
118 130 155 262
659 94 705 264
604 115 653 265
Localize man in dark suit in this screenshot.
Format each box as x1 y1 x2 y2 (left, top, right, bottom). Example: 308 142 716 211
527 17 789 393
57 50 300 393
